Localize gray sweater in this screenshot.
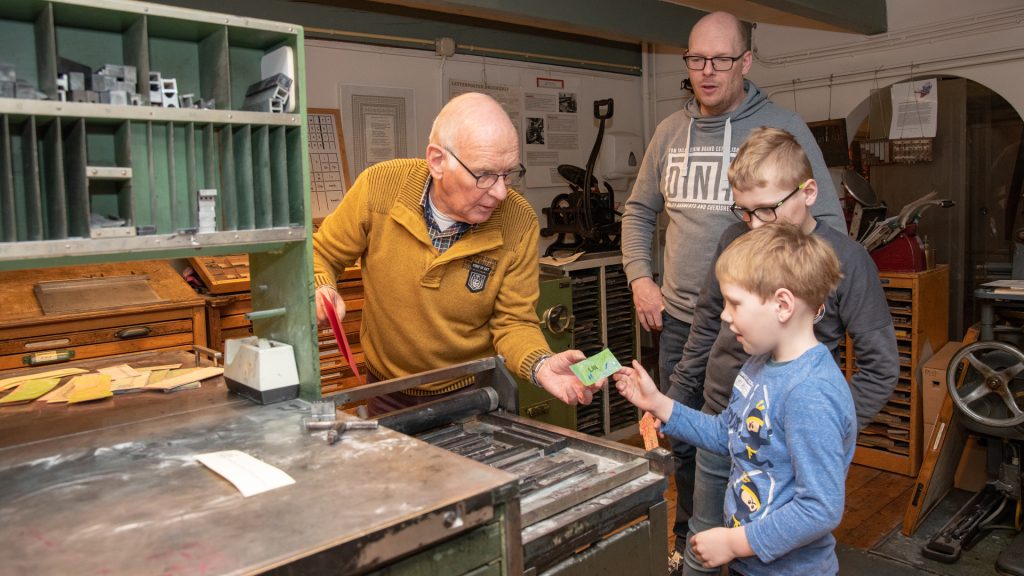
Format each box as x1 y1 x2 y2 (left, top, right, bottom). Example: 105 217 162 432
664 345 855 575
668 221 899 430
621 80 845 323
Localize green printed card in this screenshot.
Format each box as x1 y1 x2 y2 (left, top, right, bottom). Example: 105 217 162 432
570 348 622 387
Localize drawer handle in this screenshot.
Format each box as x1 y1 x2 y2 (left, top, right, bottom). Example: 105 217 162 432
24 338 71 350
116 326 152 339
526 403 551 418
23 349 75 366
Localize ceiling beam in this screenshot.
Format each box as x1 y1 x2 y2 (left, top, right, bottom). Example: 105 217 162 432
355 0 706 47
745 0 887 35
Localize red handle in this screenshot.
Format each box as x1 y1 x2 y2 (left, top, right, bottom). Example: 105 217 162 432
322 297 363 385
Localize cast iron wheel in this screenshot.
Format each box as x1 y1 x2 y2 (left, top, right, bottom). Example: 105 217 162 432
946 341 1024 428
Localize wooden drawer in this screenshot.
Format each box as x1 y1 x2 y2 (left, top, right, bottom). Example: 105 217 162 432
0 261 206 371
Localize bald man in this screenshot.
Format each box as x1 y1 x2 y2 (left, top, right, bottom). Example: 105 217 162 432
313 93 598 415
619 11 845 573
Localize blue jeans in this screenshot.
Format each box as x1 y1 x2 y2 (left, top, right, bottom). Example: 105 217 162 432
659 311 700 550
683 447 732 575
658 310 690 395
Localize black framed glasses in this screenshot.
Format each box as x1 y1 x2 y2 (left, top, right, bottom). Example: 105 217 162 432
445 148 526 189
730 180 810 223
683 54 746 72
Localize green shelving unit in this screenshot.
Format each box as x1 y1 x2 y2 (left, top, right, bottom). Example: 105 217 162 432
0 0 320 398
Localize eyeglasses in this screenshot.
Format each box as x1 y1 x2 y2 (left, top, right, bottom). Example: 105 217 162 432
683 54 746 72
730 180 810 223
445 148 526 189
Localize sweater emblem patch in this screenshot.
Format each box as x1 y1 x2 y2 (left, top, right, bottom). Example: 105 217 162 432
465 257 495 293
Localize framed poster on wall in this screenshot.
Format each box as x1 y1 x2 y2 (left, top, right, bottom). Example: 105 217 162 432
341 85 416 176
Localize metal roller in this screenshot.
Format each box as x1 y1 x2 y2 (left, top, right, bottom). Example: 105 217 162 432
374 387 499 435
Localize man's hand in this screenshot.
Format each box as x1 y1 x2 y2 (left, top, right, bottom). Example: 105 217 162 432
690 526 753 568
631 277 664 332
315 285 346 329
536 350 603 405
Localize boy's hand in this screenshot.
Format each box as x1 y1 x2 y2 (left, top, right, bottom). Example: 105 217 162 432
613 360 673 423
690 526 753 568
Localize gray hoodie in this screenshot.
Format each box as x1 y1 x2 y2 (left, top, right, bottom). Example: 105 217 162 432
622 80 845 323
669 220 898 429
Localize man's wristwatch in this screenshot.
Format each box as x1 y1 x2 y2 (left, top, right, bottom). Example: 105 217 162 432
530 354 553 387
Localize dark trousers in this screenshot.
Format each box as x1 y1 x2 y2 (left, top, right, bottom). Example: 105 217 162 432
658 311 701 550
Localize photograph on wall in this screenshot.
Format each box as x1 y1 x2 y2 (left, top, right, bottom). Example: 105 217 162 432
522 82 581 187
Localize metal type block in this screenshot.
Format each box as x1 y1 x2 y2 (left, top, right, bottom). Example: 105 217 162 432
100 90 128 106
244 72 292 96
91 74 115 92
198 189 217 233
15 81 35 99
148 71 162 105
68 72 85 91
160 78 178 108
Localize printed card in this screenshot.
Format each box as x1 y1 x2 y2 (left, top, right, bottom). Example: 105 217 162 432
570 348 622 387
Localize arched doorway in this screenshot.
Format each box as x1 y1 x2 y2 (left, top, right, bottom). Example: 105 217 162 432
846 76 1024 339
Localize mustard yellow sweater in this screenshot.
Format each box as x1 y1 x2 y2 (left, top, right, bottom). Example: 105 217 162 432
313 159 550 393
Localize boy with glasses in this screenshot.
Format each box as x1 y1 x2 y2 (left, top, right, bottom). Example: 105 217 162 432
669 127 898 575
621 11 847 565
613 221 856 575
313 92 599 414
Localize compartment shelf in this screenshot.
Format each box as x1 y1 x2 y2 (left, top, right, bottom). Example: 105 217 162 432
0 0 318 398
841 266 950 476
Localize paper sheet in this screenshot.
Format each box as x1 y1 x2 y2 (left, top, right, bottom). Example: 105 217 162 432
196 450 295 497
0 368 86 392
0 377 61 404
67 374 113 403
97 364 142 379
570 348 622 387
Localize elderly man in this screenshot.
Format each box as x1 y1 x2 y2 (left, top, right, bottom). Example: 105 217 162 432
313 92 597 415
619 10 846 573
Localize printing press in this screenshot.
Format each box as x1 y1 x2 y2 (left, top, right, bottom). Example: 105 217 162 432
331 356 671 575
0 352 668 575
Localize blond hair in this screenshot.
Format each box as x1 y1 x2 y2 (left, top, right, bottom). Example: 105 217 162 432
728 127 812 193
716 223 842 309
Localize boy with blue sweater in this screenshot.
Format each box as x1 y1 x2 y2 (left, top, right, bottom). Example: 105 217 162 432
614 222 856 575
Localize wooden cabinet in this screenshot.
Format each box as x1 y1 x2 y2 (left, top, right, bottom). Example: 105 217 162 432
0 261 205 371
840 265 950 476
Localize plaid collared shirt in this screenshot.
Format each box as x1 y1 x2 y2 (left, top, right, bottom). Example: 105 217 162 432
422 177 473 253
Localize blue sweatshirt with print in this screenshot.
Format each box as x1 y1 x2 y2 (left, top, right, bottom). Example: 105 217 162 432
662 344 856 576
